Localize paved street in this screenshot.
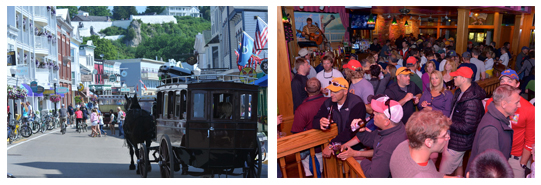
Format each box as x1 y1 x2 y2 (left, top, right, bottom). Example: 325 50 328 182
7 125 268 178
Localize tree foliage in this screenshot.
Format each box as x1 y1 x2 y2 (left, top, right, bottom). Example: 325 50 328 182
199 6 210 21
83 35 118 60
57 6 78 19
112 6 138 20
144 6 166 15
78 6 112 17
82 15 210 62
99 26 127 36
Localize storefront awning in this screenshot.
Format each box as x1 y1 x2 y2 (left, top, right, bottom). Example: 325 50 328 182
21 84 43 97
43 89 65 97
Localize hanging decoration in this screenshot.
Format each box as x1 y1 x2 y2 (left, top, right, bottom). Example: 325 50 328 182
49 94 61 103
7 85 27 100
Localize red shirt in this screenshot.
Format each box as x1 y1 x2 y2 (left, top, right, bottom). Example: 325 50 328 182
485 97 535 156
75 110 83 119
291 94 328 133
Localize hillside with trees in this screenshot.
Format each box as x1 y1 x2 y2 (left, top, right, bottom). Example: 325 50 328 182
82 15 210 62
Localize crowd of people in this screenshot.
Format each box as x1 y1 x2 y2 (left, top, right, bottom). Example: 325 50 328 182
284 33 535 178
58 101 125 138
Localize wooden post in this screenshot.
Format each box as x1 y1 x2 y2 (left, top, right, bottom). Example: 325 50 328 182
456 8 470 55
493 12 503 48
277 6 295 135
518 11 534 52
511 14 522 56
285 7 298 69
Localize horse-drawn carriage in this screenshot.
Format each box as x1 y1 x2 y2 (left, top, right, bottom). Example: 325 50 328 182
123 73 262 178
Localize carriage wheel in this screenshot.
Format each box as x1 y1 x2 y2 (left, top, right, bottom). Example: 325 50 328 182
138 144 150 178
243 139 262 178
159 135 175 178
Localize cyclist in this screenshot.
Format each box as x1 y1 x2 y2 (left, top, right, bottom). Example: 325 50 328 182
67 103 74 128
75 107 83 132
59 104 68 134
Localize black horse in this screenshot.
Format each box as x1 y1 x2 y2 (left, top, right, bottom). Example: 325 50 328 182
123 94 156 175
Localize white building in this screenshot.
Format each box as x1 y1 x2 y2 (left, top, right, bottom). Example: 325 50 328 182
161 6 201 18
7 6 60 117
207 6 268 72
70 20 84 105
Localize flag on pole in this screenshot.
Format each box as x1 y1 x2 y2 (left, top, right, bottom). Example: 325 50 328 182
254 17 268 55
236 31 254 69
139 79 147 91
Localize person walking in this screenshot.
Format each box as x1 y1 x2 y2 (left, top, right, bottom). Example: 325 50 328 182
117 107 125 138
82 107 89 129
75 108 83 132
67 104 74 128
98 111 106 136
109 109 116 135
59 104 68 134
90 108 99 137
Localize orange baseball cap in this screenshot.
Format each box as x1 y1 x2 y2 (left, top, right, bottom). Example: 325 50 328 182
449 67 474 79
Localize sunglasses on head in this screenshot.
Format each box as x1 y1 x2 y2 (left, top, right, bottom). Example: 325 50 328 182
399 68 412 74
385 98 392 121
329 81 347 88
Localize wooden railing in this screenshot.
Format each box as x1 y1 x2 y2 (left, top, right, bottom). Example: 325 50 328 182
477 76 501 98
277 125 366 178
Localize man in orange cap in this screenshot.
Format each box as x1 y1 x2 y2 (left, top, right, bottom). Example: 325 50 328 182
384 67 422 124
439 66 486 177
313 77 367 158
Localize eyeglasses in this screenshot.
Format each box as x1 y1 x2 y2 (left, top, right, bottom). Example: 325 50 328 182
329 81 347 89
436 130 451 140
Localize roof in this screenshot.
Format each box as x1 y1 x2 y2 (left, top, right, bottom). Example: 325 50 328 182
56 9 70 22
72 15 110 22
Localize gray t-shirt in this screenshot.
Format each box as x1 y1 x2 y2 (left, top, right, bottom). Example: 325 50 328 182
389 140 444 178
59 108 68 118
349 78 374 104
470 58 486 81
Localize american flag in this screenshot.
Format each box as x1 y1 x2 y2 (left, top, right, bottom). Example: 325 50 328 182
254 17 268 55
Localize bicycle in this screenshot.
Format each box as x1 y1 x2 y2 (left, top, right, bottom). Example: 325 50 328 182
19 118 33 138
40 113 49 134
31 117 41 134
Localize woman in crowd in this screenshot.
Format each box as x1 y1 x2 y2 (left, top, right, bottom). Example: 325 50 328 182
387 64 398 87
422 61 437 92
484 50 495 78
90 108 99 137
109 109 116 136
418 71 453 117
442 59 458 90
75 107 83 132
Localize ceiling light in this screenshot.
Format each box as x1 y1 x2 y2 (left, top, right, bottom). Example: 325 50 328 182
392 16 397 25
404 20 409 26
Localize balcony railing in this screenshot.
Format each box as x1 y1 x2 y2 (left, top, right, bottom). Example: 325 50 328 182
34 6 48 20
35 36 49 50
277 125 366 178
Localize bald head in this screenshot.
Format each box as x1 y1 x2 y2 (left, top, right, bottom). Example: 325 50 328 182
305 77 321 96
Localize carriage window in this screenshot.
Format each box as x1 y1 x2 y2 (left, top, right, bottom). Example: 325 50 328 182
193 93 205 118
212 93 234 119
176 90 187 119
240 94 252 119
163 93 168 119
168 91 175 119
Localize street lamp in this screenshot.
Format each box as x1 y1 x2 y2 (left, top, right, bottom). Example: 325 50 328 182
54 78 57 114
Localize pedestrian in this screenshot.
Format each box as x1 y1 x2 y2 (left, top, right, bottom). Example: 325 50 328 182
82 107 89 128
67 104 74 127
109 109 116 135
75 108 83 132
99 111 106 136
117 107 125 137
90 108 99 137
59 104 68 134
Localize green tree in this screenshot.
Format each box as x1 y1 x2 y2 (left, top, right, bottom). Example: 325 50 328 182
99 26 127 36
83 35 118 60
199 6 210 21
78 6 111 17
112 6 138 20
144 6 165 15
57 6 78 19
